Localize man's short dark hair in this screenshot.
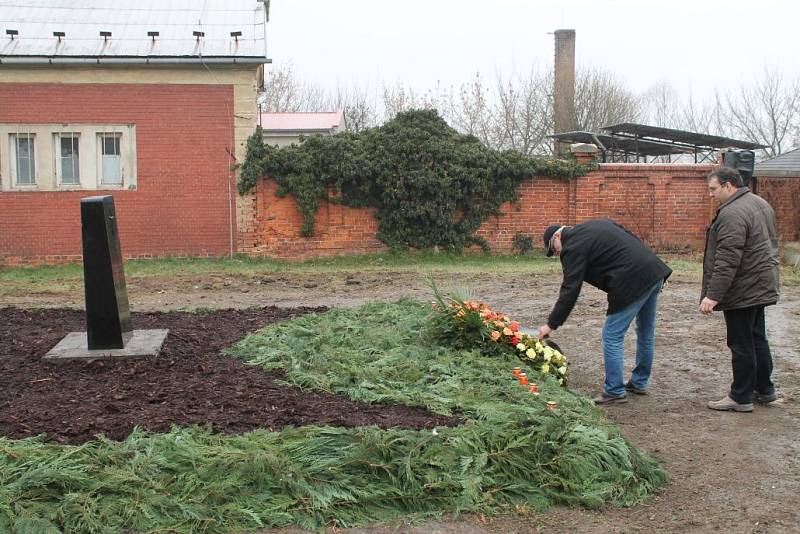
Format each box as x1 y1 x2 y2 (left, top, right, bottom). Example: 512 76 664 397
707 167 744 188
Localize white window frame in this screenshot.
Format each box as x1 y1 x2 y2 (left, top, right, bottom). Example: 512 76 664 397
10 133 37 187
54 132 81 187
0 123 137 192
98 132 123 186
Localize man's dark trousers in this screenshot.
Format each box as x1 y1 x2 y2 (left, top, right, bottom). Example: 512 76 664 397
723 305 775 403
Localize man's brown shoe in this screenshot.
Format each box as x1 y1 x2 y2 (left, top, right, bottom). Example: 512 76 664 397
625 381 648 395
707 396 753 412
594 392 628 405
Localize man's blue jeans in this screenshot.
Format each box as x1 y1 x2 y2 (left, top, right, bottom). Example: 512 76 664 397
601 280 663 397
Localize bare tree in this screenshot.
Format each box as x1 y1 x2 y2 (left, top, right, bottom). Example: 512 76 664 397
574 65 641 132
325 83 379 133
492 67 553 155
381 80 450 122
258 62 327 112
264 58 800 162
715 66 800 157
642 81 683 128
444 72 494 146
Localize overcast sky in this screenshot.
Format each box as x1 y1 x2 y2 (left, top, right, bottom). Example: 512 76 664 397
266 0 799 99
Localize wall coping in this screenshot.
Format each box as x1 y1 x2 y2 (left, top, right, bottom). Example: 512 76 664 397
596 163 716 172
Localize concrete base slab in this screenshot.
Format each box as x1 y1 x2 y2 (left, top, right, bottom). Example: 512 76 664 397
43 329 169 364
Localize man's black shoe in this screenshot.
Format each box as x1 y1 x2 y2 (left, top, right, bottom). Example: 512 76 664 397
753 391 778 404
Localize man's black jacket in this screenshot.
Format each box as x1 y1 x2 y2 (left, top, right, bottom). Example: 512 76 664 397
547 219 672 329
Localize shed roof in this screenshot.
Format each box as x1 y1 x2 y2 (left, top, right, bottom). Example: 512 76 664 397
260 111 345 134
550 131 693 157
0 0 269 64
754 147 800 177
602 122 767 150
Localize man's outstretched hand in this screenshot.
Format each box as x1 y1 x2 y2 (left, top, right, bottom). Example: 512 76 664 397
538 324 551 339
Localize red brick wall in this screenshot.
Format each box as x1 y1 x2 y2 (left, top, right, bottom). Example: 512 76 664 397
245 164 800 257
0 83 236 264
248 180 386 259
756 176 800 242
245 164 721 259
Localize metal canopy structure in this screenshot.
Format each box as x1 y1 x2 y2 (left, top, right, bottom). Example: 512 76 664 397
549 131 694 161
601 122 767 162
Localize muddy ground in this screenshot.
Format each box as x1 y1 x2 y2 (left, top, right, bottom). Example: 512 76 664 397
2 270 799 533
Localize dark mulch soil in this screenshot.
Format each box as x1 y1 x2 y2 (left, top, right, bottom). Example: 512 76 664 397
0 306 460 445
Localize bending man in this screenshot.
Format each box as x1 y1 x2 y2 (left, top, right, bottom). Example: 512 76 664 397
538 219 672 405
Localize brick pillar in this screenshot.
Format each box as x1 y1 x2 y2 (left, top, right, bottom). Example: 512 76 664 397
570 142 599 165
236 188 259 255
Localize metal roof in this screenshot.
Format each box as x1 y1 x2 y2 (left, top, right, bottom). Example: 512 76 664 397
602 122 767 150
549 131 693 157
754 147 800 177
0 0 269 64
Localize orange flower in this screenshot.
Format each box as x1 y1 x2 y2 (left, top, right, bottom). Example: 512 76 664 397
490 330 501 341
503 327 513 336
509 321 520 332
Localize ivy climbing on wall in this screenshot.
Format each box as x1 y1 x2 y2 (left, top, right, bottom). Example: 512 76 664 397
239 109 592 252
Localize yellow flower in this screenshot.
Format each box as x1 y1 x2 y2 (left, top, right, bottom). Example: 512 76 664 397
541 363 550 374
558 365 567 375
525 348 536 358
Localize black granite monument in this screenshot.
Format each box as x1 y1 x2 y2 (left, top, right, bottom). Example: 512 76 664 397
81 195 132 349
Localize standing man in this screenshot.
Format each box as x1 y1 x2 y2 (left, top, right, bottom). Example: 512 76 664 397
538 219 672 405
701 167 780 413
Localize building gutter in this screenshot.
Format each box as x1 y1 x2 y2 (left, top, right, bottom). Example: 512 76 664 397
0 56 271 65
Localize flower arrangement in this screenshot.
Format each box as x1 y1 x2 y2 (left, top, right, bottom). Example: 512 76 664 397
429 278 569 386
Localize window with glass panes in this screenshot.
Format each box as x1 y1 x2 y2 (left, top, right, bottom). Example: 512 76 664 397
58 133 80 184
13 134 36 185
100 132 122 185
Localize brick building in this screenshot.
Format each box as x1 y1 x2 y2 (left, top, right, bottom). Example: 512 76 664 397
0 0 270 264
755 147 800 242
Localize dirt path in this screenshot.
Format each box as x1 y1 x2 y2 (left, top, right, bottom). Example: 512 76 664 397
4 271 799 533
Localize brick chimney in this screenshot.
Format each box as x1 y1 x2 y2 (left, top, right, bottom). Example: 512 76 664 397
553 29 576 156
